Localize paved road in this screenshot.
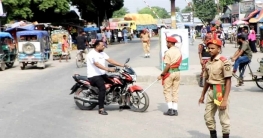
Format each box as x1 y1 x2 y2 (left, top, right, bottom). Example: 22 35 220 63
1 37 263 138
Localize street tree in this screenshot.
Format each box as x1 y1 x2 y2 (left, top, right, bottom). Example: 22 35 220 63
138 6 170 18
193 0 217 23
71 0 124 23
181 6 192 13
175 7 180 12
2 0 70 21
112 7 129 18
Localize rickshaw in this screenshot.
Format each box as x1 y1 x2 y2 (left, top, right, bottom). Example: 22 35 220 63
50 30 72 60
0 32 17 71
17 30 51 69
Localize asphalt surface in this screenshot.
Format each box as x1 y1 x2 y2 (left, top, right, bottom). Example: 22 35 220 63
1 37 263 138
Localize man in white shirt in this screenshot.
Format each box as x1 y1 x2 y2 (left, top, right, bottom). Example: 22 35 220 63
86 40 127 115
106 30 112 45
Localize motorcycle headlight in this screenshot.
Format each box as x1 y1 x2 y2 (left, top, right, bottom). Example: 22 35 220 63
130 75 137 81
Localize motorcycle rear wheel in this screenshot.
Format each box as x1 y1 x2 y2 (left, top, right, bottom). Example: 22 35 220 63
130 91 149 112
74 88 97 110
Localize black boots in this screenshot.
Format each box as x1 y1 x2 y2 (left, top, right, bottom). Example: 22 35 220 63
163 109 178 116
223 134 229 138
199 77 204 87
209 130 229 138
210 130 217 138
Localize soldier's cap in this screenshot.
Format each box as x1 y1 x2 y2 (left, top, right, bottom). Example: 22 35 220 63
207 39 222 47
166 37 177 43
211 27 216 31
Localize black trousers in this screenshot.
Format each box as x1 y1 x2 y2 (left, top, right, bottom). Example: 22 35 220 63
89 74 109 109
249 40 257 52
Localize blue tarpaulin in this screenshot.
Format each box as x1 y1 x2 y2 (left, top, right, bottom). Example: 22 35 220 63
136 24 157 30
84 27 99 32
0 32 13 39
5 24 35 32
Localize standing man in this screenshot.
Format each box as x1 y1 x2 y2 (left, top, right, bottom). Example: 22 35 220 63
198 36 211 87
158 37 182 116
198 39 232 138
106 30 112 45
86 40 128 115
190 27 195 45
140 29 150 58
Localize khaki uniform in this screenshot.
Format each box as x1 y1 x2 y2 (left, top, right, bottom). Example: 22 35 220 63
141 33 150 54
163 47 182 103
203 54 232 134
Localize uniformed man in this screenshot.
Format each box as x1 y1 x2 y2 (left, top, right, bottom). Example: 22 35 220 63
140 29 151 58
198 39 232 138
198 35 212 87
158 36 182 116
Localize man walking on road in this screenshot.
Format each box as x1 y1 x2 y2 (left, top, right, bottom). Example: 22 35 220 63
198 39 232 138
86 40 128 115
158 37 182 116
140 29 150 58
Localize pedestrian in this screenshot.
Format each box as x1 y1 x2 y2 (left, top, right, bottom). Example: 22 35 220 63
122 27 128 43
106 30 112 45
59 35 69 62
198 35 211 87
210 27 217 39
117 29 122 43
140 29 151 58
248 26 257 53
201 26 207 41
198 39 232 138
157 36 182 116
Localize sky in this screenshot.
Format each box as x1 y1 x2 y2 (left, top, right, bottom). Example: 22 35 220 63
124 0 192 13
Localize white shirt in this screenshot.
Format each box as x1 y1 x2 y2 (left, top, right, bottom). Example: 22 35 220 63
86 49 109 78
106 31 111 38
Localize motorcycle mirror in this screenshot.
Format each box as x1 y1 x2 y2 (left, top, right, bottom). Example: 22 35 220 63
125 58 130 64
108 64 116 67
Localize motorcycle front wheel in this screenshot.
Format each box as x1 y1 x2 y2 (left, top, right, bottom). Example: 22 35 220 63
74 88 97 110
129 91 149 112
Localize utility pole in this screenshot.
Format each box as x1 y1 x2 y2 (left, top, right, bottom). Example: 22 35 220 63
171 0 176 29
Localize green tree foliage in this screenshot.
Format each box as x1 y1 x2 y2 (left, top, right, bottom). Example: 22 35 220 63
181 6 192 13
175 7 180 12
138 6 170 19
2 0 70 21
112 7 129 18
193 0 217 23
71 0 124 23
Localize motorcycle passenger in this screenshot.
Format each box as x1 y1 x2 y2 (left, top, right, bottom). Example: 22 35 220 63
231 34 253 79
86 40 128 115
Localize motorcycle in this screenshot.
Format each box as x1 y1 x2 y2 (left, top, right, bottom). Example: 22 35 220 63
69 58 150 112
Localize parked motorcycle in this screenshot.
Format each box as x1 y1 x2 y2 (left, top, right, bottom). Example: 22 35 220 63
70 58 149 112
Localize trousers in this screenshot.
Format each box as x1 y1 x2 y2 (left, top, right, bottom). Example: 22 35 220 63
89 74 109 109
163 72 180 102
142 42 150 54
204 89 230 134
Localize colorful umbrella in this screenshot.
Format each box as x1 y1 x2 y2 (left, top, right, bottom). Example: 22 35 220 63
210 20 222 25
232 20 248 25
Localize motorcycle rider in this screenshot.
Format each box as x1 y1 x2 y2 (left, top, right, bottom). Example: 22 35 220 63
86 40 128 115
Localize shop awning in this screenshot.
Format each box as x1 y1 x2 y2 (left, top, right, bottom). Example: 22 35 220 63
242 9 260 22
106 22 118 30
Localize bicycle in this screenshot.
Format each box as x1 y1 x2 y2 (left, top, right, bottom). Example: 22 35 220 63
231 58 263 89
76 49 88 68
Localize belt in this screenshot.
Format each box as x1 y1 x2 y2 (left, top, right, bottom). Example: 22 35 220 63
169 68 180 73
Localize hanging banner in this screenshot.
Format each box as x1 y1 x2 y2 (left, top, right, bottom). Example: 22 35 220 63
160 28 189 71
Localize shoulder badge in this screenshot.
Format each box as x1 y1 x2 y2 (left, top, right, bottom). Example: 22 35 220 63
219 56 227 62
